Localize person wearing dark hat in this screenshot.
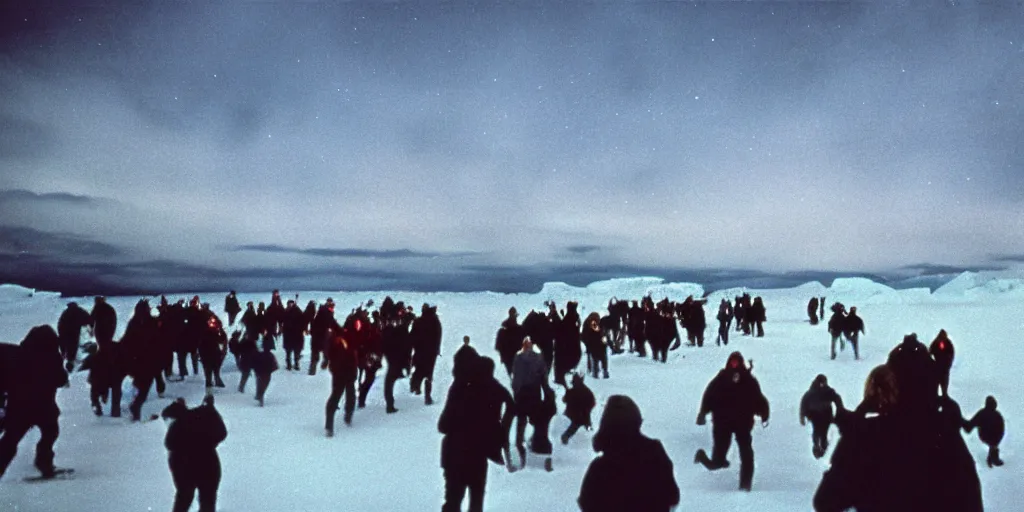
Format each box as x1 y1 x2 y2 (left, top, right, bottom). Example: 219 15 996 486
578 395 680 512
800 374 844 459
694 351 770 491
929 329 955 397
0 326 69 480
495 307 525 378
224 291 241 327
57 301 92 372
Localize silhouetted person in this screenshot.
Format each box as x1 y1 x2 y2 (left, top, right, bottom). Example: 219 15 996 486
162 395 227 512
808 297 820 325
716 299 733 346
964 395 1004 467
409 304 442 405
57 302 92 372
560 373 595 445
325 322 359 436
814 363 982 511
929 329 955 397
0 326 68 480
578 395 680 512
438 355 509 511
224 291 241 327
695 351 770 491
800 374 844 459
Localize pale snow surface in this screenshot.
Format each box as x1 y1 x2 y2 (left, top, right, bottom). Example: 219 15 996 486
1 274 1022 511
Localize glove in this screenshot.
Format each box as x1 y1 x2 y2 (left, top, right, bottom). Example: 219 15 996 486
696 415 706 426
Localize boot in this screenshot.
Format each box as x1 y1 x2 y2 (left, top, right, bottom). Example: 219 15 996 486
602 369 609 379
544 457 553 472
517 444 527 470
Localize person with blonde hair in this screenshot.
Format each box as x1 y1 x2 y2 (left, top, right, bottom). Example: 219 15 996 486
814 355 982 512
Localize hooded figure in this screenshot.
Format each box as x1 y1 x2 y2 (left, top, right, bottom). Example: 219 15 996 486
578 395 680 512
695 351 770 491
0 326 69 479
800 374 845 459
438 355 512 512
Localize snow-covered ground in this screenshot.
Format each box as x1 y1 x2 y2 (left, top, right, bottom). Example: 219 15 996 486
0 274 1021 511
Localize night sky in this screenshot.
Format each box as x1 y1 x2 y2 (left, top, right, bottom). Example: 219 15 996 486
1 1 1022 295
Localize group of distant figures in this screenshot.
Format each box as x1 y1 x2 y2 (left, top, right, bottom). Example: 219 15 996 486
0 290 1008 512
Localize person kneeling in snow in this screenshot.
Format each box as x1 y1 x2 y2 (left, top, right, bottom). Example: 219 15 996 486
162 394 227 512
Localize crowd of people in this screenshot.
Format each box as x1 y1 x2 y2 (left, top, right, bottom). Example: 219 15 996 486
0 289 1006 512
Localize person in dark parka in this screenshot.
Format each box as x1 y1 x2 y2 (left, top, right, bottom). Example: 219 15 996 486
325 321 359 435
886 333 940 421
251 337 279 407
843 307 864 360
382 314 411 414
929 329 955 397
162 395 227 512
808 297 820 325
281 300 307 371
581 313 609 379
747 297 766 337
57 302 92 372
578 395 680 512
716 299 733 346
511 337 550 469
553 302 582 385
813 363 983 512
0 326 68 479
409 304 443 405
224 291 241 327
308 300 335 376
964 395 1005 467
495 308 525 378
827 304 847 360
438 355 509 512
90 296 117 348
197 311 227 389
800 374 845 458
120 300 164 422
560 373 596 445
695 351 770 491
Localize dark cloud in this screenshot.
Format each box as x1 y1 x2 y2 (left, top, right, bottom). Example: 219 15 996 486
0 225 124 259
0 189 98 205
565 245 605 255
900 263 1008 275
233 244 473 259
989 254 1024 264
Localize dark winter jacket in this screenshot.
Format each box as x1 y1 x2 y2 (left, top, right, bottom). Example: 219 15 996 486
91 301 118 345
495 318 525 364
844 313 865 337
814 403 982 512
563 382 596 427
57 304 92 342
438 361 509 472
747 298 766 323
163 399 227 457
965 406 1004 446
326 327 359 379
698 366 770 431
251 350 279 375
929 332 955 371
120 303 162 379
580 325 605 356
410 309 442 366
887 335 940 418
578 432 680 512
224 294 241 317
2 326 68 420
801 383 844 423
